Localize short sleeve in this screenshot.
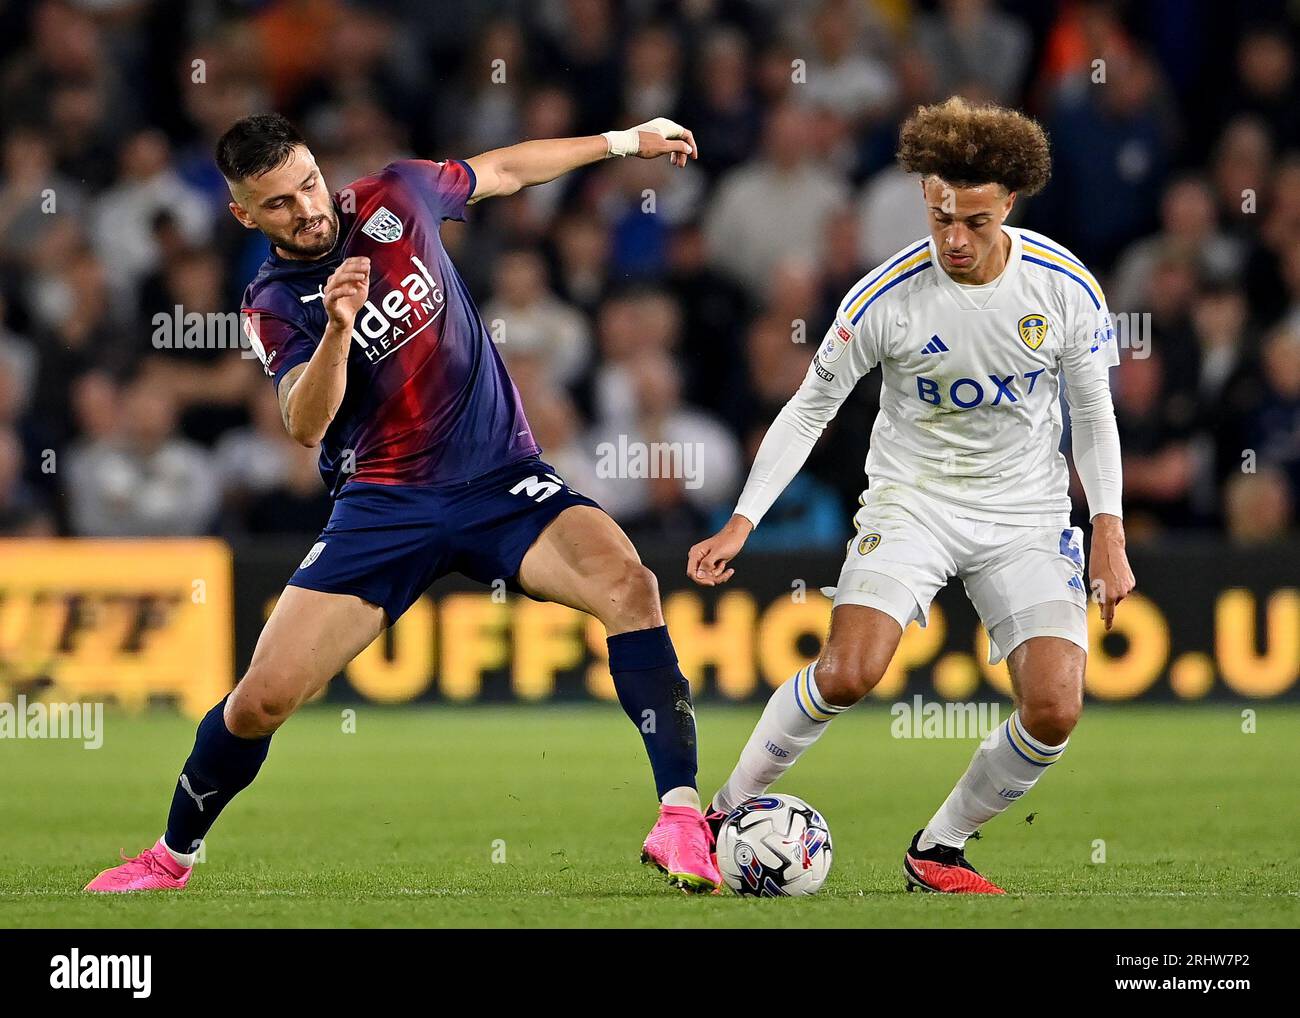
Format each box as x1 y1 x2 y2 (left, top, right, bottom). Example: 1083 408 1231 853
393 158 476 222
242 310 316 389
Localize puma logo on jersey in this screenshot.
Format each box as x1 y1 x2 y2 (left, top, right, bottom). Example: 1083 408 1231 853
916 369 1047 409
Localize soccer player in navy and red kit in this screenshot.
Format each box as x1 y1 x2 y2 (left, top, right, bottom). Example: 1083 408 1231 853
85 113 722 894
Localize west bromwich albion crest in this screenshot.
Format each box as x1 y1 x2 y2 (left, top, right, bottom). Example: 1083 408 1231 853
1018 313 1048 350
361 206 404 243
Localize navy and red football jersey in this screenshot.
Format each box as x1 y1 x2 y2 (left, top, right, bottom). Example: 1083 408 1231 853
240 159 538 496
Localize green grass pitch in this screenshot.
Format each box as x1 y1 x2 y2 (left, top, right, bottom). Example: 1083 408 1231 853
2 703 1297 928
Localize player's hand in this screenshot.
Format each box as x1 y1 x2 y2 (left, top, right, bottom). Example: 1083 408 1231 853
632 117 697 168
687 514 753 587
1088 515 1135 630
324 256 370 326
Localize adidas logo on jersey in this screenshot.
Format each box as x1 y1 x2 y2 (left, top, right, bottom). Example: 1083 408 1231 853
919 334 949 355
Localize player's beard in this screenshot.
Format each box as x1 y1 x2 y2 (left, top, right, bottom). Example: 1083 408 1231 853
273 209 339 260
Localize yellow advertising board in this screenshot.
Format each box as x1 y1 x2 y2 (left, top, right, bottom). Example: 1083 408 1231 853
0 540 233 716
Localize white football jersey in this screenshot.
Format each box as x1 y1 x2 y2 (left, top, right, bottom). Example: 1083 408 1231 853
807 226 1119 527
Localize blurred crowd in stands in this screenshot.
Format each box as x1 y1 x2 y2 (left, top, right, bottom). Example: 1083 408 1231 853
0 0 1297 548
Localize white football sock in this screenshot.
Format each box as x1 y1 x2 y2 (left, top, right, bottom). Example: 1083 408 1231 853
161 838 198 868
919 711 1067 850
710 662 849 813
660 786 701 809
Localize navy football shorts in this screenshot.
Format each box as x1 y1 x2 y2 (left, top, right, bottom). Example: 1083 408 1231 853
286 456 602 623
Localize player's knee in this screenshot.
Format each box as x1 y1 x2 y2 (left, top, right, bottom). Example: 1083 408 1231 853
225 667 305 737
602 559 661 628
810 652 883 707
1018 697 1082 746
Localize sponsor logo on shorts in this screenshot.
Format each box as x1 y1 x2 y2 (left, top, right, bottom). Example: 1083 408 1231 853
361 205 404 243
1059 528 1084 568
857 532 881 555
510 473 566 502
300 541 326 569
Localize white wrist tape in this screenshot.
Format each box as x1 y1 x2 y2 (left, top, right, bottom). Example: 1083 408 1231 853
602 117 687 158
602 128 640 158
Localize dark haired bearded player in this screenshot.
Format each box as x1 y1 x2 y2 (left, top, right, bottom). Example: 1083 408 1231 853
690 97 1136 893
86 113 723 894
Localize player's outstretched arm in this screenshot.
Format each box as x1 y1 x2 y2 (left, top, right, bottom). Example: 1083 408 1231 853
465 117 697 203
688 297 881 587
686 376 852 587
280 256 370 447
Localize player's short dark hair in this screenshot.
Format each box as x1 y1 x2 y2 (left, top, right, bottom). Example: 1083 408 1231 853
896 96 1052 196
215 112 307 183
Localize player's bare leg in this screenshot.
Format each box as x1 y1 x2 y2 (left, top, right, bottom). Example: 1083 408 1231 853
904 635 1085 894
706 604 903 833
517 504 720 892
223 586 385 736
84 587 384 892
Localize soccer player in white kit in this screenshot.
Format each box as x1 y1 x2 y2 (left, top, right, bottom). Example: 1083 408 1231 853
688 98 1136 893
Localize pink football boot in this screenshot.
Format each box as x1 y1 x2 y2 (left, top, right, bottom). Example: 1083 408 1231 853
84 839 193 893
641 804 722 894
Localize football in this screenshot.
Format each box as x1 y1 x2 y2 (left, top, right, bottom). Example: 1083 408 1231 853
716 794 832 896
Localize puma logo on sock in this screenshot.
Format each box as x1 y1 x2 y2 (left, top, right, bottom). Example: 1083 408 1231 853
179 774 218 812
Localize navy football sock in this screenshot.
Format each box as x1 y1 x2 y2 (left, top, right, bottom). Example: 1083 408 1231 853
164 696 272 855
606 625 698 799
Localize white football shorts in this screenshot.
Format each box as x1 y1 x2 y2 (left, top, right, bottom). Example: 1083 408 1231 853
830 481 1089 665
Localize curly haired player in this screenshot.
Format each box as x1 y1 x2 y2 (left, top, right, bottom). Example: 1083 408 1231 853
690 97 1136 893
